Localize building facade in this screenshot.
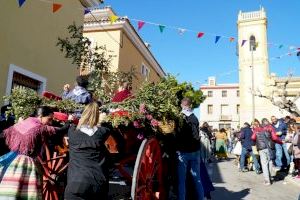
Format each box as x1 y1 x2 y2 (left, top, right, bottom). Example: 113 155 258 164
0 0 100 104
199 77 240 130
83 7 165 92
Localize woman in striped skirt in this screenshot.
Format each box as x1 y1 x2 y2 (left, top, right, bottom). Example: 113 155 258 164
0 106 70 199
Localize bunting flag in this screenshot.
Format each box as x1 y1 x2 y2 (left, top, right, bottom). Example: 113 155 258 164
279 44 283 49
18 0 26 7
178 28 186 35
159 25 165 33
52 3 62 13
197 32 205 38
229 37 235 42
84 8 91 15
215 36 221 44
138 21 145 30
241 40 247 47
109 15 119 24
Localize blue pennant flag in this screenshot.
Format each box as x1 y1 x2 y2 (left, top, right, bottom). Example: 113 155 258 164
18 0 26 7
84 8 91 15
215 36 221 44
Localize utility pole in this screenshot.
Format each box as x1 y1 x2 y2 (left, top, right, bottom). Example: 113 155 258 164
250 38 256 122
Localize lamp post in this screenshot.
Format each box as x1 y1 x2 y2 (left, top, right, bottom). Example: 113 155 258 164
250 36 256 121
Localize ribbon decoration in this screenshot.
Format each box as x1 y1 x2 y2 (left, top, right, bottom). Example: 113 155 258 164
53 3 62 13
215 36 221 44
109 15 119 24
18 0 26 7
138 21 145 30
159 25 165 33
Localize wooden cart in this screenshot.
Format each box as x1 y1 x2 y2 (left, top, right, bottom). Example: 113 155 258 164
40 92 165 200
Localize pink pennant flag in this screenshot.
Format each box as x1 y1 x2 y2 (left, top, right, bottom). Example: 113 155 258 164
138 21 145 30
197 32 205 38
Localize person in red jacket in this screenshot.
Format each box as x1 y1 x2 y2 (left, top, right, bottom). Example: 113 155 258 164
111 82 132 103
251 118 282 185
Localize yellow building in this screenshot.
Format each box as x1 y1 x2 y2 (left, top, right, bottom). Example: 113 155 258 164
0 0 102 104
83 7 165 92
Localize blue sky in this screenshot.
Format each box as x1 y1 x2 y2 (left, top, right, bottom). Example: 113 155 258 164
103 0 300 87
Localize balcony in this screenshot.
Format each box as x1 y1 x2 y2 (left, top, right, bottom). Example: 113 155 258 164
220 115 232 121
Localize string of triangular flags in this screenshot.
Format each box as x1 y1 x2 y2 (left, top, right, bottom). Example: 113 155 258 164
16 0 300 59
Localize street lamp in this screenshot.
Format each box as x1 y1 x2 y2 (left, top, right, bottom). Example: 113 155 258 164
250 35 256 121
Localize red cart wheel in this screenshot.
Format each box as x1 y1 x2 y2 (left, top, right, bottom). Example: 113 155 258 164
38 144 68 200
131 138 164 200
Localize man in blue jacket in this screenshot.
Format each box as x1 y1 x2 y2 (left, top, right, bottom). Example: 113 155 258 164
271 116 290 170
62 76 92 105
239 122 261 173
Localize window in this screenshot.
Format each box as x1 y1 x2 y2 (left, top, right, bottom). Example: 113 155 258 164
6 64 46 95
237 104 240 114
12 72 41 91
221 104 229 115
237 90 240 97
207 91 213 97
207 105 213 114
250 35 256 51
222 90 227 97
141 64 150 81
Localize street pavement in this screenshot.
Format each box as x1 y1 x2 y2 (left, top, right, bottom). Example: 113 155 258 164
107 156 300 199
209 157 300 200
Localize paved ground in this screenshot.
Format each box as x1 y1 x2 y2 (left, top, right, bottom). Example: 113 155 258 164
107 156 300 199
210 157 300 200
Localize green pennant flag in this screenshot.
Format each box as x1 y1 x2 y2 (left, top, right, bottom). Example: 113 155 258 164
159 25 165 33
279 45 283 49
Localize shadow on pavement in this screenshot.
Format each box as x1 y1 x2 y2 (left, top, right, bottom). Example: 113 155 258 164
212 187 250 200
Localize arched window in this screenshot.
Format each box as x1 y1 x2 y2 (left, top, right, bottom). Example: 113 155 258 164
249 35 256 51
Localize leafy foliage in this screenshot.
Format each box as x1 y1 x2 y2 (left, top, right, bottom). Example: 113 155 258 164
3 88 83 121
3 88 42 120
104 75 206 128
56 24 136 103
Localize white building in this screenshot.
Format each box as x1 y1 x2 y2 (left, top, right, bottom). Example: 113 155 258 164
199 77 240 130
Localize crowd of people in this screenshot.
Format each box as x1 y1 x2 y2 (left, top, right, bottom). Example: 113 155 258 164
199 115 300 187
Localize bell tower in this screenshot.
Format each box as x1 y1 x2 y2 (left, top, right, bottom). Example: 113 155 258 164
238 7 272 124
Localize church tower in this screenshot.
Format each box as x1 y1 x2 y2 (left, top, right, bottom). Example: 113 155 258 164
238 7 272 124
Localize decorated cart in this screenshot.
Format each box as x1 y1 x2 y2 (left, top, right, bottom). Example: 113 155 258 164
3 75 205 200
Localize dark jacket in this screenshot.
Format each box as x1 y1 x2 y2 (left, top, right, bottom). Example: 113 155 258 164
176 113 200 152
272 119 287 140
239 127 254 150
65 125 110 200
252 125 282 151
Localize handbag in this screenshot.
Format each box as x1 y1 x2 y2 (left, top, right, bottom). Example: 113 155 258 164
232 141 242 155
